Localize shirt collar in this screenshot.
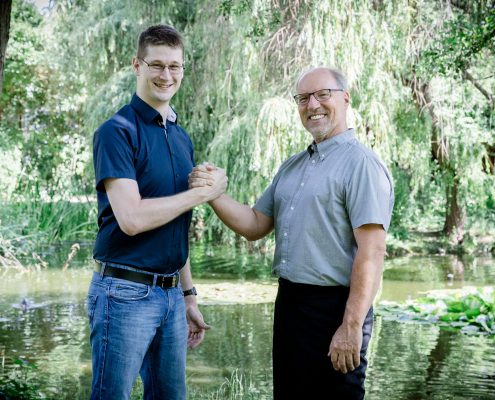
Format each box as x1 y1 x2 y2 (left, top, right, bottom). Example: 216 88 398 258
307 128 355 155
130 94 178 124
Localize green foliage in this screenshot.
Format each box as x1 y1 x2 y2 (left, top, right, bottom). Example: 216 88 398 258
378 287 495 335
421 1 495 76
1 0 494 253
0 0 88 191
0 358 43 400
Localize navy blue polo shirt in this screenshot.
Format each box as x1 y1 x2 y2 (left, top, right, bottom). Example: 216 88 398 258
92 94 194 273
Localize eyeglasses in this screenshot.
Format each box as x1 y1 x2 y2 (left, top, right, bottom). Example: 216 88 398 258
139 58 184 75
293 88 344 105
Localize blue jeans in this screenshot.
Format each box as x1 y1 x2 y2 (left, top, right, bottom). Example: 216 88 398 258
86 269 187 400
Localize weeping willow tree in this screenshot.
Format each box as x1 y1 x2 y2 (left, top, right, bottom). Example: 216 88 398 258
175 0 422 244
404 0 495 243
28 0 494 248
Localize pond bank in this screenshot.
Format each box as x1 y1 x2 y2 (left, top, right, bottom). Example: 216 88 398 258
387 231 495 257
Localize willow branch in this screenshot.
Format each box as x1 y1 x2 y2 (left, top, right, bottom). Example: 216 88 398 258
463 70 495 107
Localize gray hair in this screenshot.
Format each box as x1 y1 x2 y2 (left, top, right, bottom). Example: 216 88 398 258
295 67 348 91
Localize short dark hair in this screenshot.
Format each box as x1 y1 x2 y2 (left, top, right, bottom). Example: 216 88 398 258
137 24 184 59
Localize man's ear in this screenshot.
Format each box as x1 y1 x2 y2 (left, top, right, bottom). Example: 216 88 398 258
343 90 350 105
132 57 140 76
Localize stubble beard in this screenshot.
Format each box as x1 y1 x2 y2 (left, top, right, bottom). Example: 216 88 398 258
311 121 337 143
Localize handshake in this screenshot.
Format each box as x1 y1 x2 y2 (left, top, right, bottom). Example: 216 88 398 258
188 163 228 203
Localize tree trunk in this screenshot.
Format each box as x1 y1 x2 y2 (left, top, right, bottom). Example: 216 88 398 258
405 76 466 243
484 143 495 174
0 0 13 94
443 172 465 242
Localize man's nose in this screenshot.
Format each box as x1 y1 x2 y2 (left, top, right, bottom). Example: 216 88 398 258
159 66 173 79
307 93 321 108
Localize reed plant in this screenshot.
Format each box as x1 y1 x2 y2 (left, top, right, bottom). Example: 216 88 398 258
0 182 97 269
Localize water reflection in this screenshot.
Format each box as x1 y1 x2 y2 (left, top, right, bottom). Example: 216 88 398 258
0 253 494 399
384 256 495 285
367 320 495 400
187 304 273 395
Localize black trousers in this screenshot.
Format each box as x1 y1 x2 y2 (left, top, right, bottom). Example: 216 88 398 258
273 278 373 400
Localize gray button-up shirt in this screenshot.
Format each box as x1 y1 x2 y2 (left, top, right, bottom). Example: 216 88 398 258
254 129 394 287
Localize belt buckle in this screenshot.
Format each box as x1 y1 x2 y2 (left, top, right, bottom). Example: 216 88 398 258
159 274 178 288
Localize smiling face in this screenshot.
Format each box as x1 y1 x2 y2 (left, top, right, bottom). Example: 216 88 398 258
132 45 184 113
296 68 349 143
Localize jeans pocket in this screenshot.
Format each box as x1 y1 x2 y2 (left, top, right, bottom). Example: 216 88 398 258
86 294 97 325
110 278 151 301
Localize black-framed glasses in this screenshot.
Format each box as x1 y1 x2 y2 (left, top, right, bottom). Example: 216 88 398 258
139 58 184 75
293 88 344 105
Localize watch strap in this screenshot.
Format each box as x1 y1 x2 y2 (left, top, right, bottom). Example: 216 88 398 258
183 286 197 297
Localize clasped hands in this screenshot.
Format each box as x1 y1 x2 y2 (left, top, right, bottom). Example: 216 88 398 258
189 162 227 201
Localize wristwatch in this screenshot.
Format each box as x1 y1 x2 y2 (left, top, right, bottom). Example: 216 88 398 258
183 287 197 297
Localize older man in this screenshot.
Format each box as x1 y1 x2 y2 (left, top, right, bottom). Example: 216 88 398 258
191 67 394 399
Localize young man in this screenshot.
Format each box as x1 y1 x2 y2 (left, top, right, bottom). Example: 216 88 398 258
88 24 227 399
190 67 394 399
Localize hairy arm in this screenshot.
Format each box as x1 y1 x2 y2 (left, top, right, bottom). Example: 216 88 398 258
329 224 386 373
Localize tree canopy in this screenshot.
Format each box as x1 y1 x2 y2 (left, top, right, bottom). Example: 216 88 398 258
1 0 494 250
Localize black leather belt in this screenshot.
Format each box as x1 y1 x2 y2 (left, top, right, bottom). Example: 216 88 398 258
95 262 179 288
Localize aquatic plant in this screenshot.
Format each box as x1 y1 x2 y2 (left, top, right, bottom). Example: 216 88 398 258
377 287 495 336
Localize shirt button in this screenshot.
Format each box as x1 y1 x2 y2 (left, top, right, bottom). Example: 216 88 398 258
175 173 179 177
282 259 286 264
290 206 294 210
322 154 325 158
283 232 287 236
312 160 315 164
300 182 304 186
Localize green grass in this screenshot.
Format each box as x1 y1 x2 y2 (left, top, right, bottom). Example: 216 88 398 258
128 370 271 400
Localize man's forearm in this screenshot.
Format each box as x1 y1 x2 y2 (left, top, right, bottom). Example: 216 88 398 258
179 257 195 291
342 249 384 328
116 188 210 236
106 174 227 236
209 194 273 241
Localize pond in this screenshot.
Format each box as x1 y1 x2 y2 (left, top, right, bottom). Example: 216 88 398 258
0 244 494 399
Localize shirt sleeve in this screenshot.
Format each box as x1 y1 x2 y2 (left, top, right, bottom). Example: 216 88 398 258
93 122 137 193
253 155 297 218
346 155 394 231
253 182 275 217
254 167 288 217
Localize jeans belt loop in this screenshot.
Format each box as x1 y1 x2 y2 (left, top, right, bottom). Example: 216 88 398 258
152 274 158 287
99 261 106 277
